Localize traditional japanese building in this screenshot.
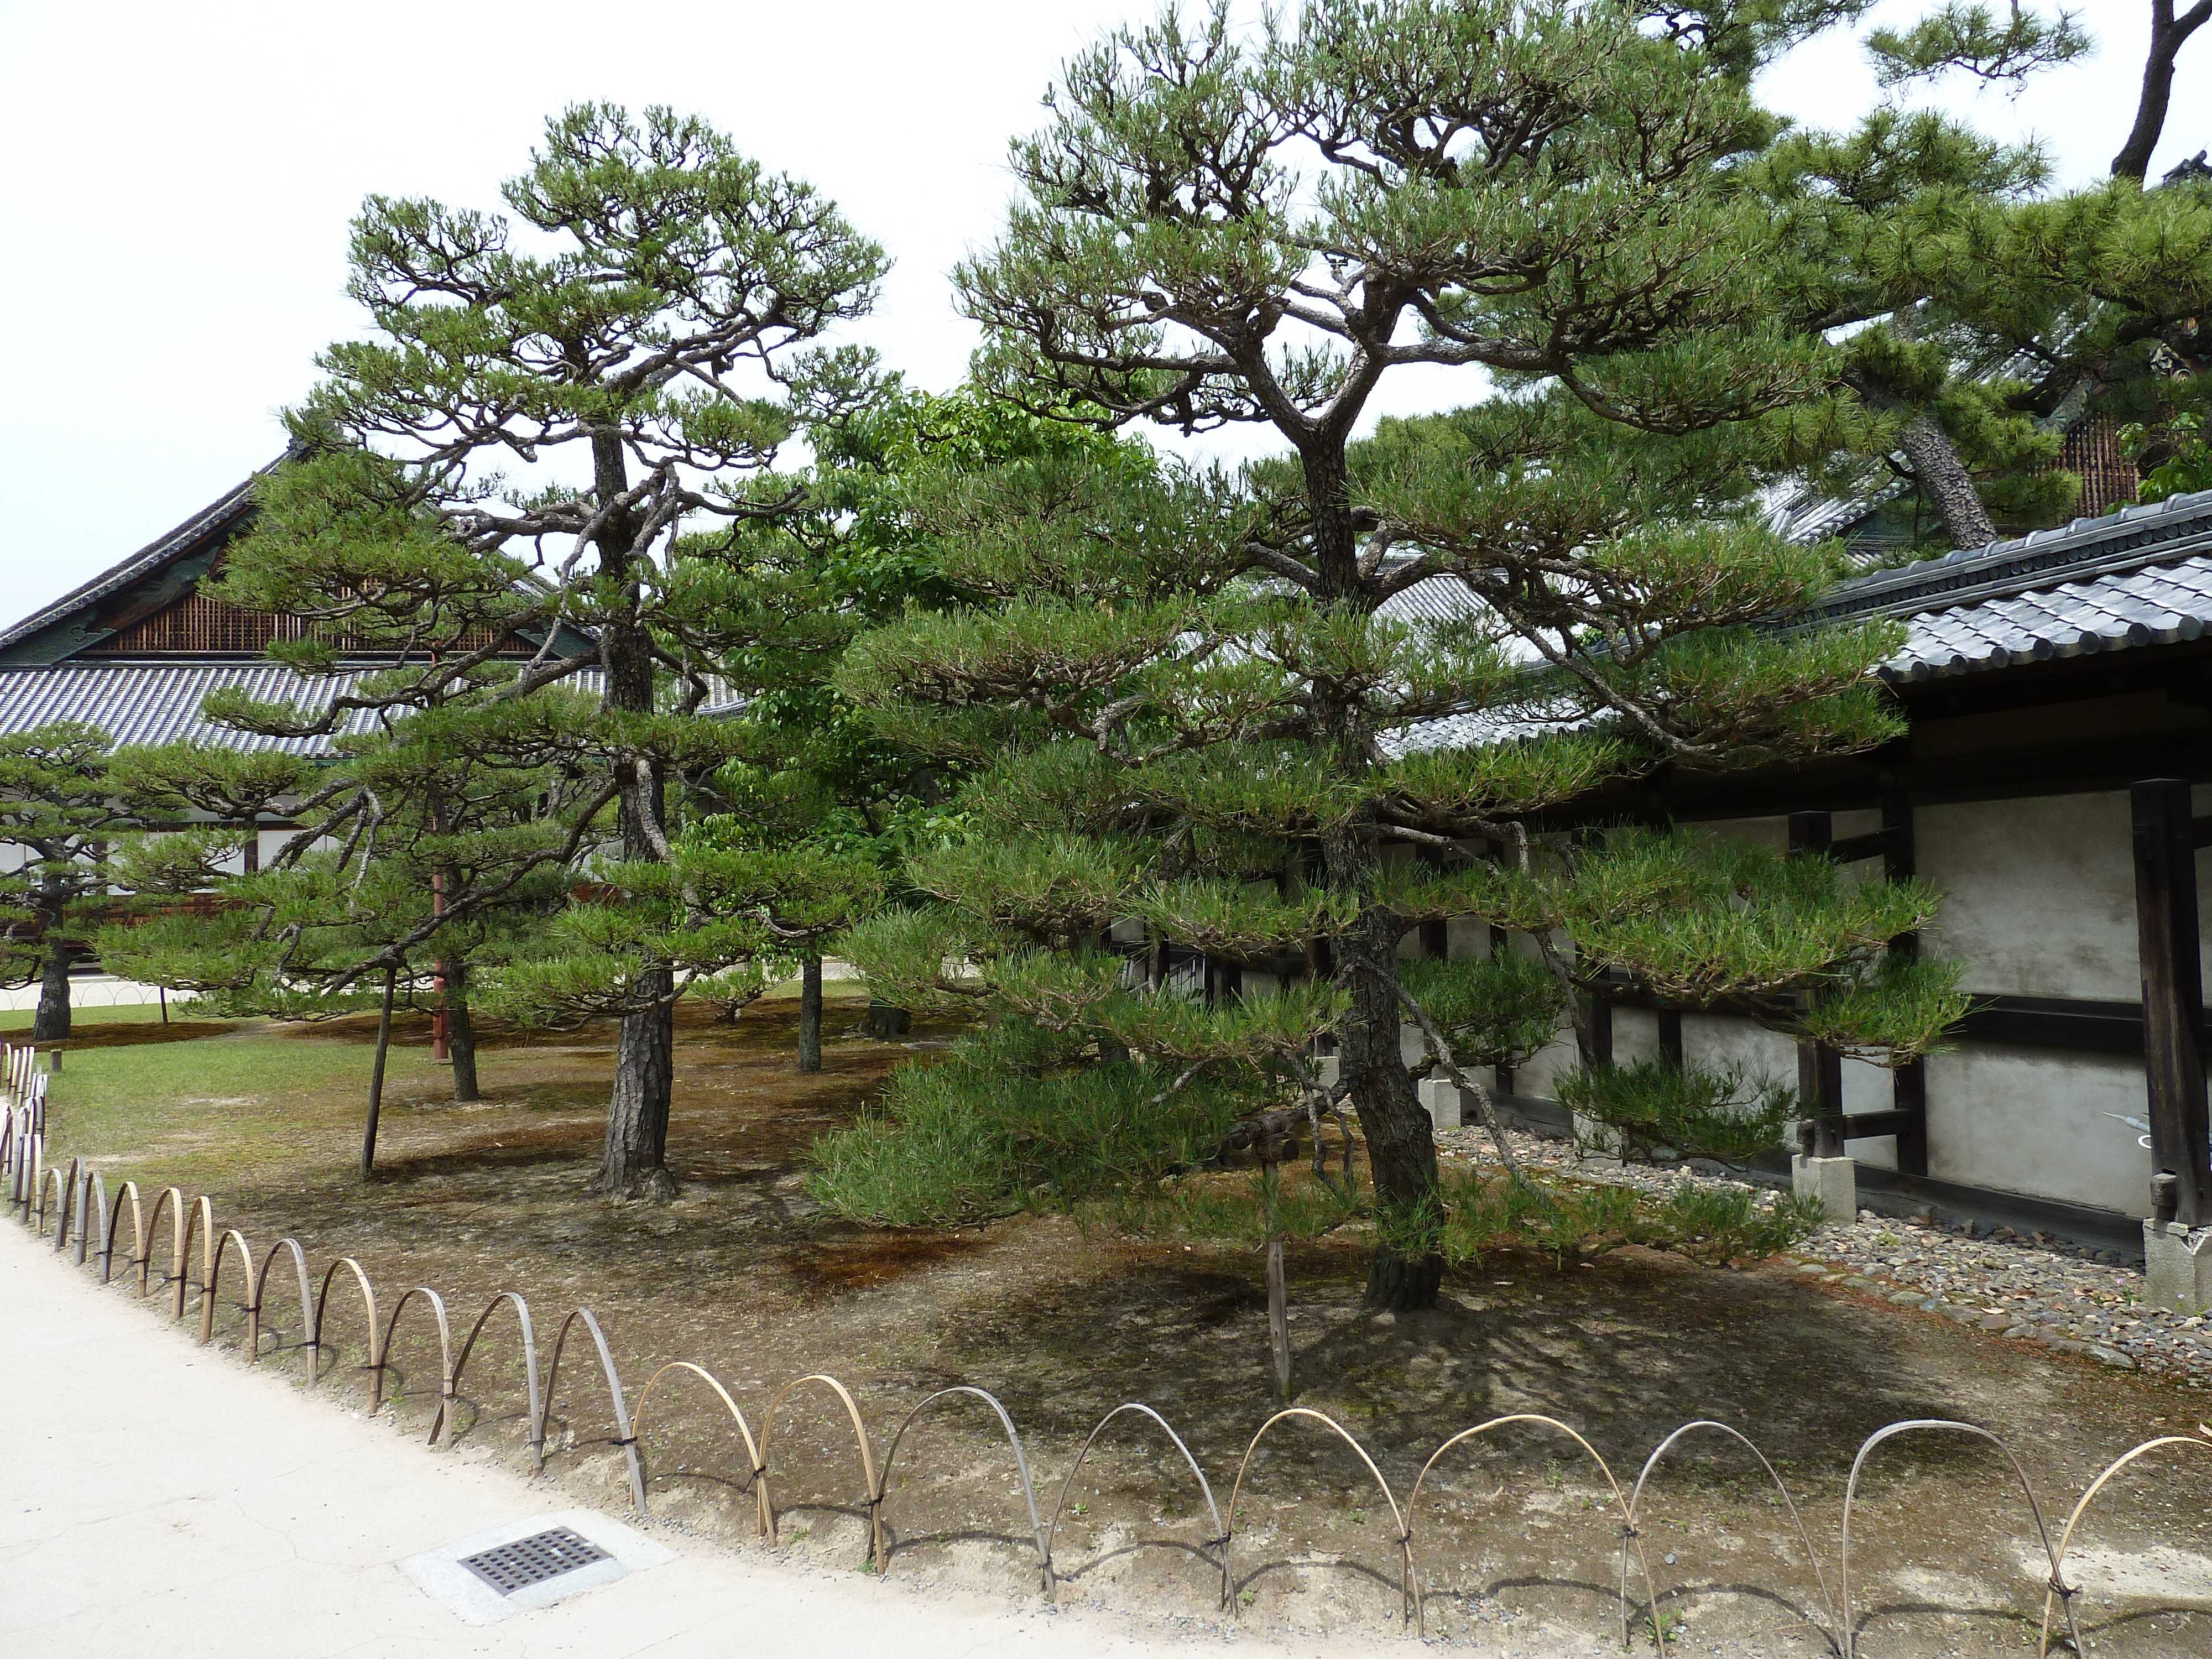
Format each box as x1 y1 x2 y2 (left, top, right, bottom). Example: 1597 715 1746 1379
0 460 596 868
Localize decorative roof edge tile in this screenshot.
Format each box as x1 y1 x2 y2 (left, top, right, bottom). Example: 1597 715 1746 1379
1815 488 2212 624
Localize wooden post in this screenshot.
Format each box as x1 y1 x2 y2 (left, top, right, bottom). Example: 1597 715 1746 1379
1657 1006 1683 1070
1489 923 1514 1098
2131 779 2212 1228
1882 792 1930 1177
1788 812 1848 1157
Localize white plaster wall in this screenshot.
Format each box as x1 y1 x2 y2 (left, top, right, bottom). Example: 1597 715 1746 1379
1925 1041 2154 1217
1917 793 2140 1000
1611 1005 1660 1066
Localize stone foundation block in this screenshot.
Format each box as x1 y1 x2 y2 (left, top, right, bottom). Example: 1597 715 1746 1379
2145 1220 2212 1313
1792 1154 1856 1222
1417 1077 1463 1131
1314 1055 1339 1090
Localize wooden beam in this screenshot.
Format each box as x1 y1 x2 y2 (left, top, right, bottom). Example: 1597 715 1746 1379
1490 922 1515 1097
1657 1006 1683 1070
1881 791 1930 1176
2131 779 2212 1227
1790 811 1848 1156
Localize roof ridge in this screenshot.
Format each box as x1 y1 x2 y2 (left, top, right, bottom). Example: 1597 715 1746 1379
1818 488 2212 622
0 459 283 656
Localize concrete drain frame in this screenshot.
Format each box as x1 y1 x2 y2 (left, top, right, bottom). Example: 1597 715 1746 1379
8 1040 2212 1656
403 1510 672 1625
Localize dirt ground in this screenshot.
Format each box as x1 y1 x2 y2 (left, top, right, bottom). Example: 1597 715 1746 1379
35 995 2212 1657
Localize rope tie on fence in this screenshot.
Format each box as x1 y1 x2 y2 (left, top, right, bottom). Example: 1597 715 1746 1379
2048 1575 2078 1600
611 1435 638 1448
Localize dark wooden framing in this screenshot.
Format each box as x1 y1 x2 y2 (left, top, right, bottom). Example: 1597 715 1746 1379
2130 778 2212 1227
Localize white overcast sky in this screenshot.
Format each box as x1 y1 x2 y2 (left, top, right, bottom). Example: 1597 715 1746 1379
0 1 2199 625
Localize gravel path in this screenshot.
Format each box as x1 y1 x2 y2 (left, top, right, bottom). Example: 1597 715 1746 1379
1436 1124 2212 1388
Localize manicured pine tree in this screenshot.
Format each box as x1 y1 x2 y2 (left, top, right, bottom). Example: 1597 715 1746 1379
206 104 888 1198
815 1 1966 1313
0 722 137 1041
1758 1 2212 551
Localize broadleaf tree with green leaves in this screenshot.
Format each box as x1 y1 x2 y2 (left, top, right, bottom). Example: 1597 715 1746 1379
813 1 1968 1314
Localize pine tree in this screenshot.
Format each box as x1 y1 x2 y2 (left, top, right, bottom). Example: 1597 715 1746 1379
208 103 887 1198
0 722 135 1041
1762 2 2212 552
815 1 1966 1313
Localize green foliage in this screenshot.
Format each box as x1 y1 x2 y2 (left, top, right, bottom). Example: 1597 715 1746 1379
806 1022 1267 1225
816 2 1966 1296
1417 1170 1825 1270
0 724 134 1012
2121 412 2212 505
1559 1060 1798 1166
1396 953 1570 1072
1865 3 2090 90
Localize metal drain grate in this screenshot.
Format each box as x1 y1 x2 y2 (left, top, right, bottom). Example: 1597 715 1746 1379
457 1526 612 1595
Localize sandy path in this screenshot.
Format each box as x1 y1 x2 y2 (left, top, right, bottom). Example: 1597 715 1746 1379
0 1222 1417 1659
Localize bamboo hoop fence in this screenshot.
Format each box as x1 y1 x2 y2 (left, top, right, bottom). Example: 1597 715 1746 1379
5 1037 2208 1655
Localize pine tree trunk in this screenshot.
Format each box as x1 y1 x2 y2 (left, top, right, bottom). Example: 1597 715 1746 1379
798 954 823 1073
361 969 395 1182
591 427 680 1202
598 972 677 1199
31 936 71 1043
859 999 910 1039
444 959 479 1102
1305 434 1445 1312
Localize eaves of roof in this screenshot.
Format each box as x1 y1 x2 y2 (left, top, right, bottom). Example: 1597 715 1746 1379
0 463 277 662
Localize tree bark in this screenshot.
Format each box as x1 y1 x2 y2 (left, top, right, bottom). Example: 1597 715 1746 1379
443 958 479 1102
1302 427 1445 1311
598 969 677 1200
2112 2 2211 181
1894 410 1999 550
798 954 823 1073
361 968 396 1182
591 424 681 1202
860 999 910 1039
1329 835 1444 1311
32 935 71 1043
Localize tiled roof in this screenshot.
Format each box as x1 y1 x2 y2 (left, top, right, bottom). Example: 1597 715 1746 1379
1815 487 2212 683
0 661 607 756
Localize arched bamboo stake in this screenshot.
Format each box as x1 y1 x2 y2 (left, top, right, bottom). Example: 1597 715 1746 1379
1228 1407 1412 1626
634 1363 769 1537
36 1162 66 1242
1045 1402 1229 1609
137 1186 186 1302
175 1195 216 1321
1623 1420 1834 1654
450 1291 544 1469
1841 1420 2071 1659
761 1374 882 1566
15 1123 41 1218
76 1166 103 1267
875 1385 1055 1595
540 1307 646 1515
249 1237 315 1373
1405 1413 1660 1648
2036 1433 2212 1658
200 1229 257 1346
378 1286 456 1442
312 1257 381 1395
101 1179 142 1285
56 1158 85 1256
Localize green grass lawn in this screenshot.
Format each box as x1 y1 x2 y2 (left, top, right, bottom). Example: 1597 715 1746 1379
35 1018 455 1191
2 1000 183 1030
